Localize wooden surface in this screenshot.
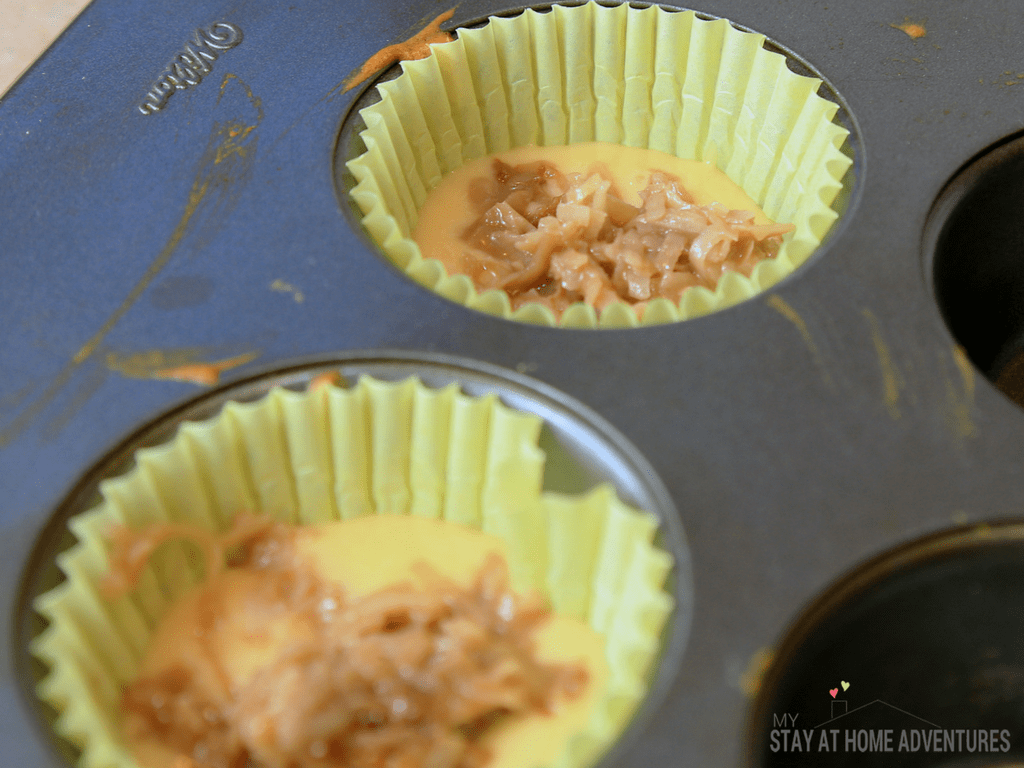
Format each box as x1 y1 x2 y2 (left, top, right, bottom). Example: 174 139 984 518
0 0 91 97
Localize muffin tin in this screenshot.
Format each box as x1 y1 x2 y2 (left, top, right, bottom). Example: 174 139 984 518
4 0 1024 766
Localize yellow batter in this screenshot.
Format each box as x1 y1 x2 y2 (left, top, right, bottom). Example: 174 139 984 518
413 141 773 272
130 515 607 768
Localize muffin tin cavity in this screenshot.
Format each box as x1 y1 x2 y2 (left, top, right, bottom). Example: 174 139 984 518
15 352 691 768
334 1 859 328
747 523 1024 768
928 133 1024 408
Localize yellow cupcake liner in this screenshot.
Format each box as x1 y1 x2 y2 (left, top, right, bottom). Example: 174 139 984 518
347 1 853 328
32 376 674 768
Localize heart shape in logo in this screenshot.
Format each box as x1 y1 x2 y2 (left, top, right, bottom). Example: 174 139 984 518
841 681 850 691
829 688 838 698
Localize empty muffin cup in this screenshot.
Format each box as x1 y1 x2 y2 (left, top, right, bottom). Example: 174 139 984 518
25 360 681 768
747 522 1024 768
928 131 1024 410
345 1 853 328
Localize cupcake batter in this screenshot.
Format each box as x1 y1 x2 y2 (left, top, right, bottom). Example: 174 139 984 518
414 143 793 317
116 515 607 768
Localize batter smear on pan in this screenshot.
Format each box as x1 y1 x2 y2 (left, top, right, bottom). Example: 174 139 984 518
343 9 455 93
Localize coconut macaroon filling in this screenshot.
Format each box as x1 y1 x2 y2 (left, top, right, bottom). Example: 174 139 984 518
413 143 794 319
113 515 607 768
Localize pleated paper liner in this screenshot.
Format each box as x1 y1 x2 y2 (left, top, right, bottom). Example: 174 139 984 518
32 376 674 768
347 1 853 328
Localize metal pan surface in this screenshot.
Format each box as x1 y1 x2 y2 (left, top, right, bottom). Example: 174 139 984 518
4 1 1024 765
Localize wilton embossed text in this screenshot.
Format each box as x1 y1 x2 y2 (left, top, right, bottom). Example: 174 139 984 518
139 22 243 115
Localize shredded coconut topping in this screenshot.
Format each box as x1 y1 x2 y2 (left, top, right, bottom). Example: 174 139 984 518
117 521 588 768
458 159 794 318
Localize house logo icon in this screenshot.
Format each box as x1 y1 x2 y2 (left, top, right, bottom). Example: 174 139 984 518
832 697 847 718
816 698 941 732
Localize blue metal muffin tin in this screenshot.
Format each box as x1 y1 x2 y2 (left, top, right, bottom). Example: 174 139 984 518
4 1 1024 765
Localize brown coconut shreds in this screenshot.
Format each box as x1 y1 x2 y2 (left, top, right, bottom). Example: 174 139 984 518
100 513 279 599
118 521 588 768
459 159 795 318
